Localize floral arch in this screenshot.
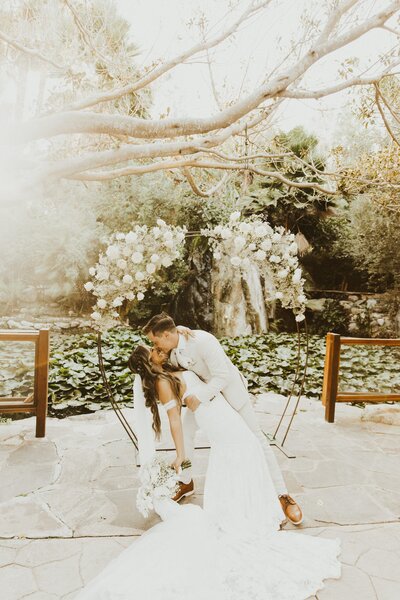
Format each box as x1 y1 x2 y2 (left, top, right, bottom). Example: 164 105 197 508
85 212 306 327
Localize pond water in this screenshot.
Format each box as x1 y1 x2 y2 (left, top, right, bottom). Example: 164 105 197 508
338 345 400 394
0 341 35 399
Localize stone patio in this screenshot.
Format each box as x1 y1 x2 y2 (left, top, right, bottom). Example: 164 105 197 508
1 395 399 600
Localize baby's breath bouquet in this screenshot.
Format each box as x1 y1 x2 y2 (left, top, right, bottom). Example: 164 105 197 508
136 456 192 517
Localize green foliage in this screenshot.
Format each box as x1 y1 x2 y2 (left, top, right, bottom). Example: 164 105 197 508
230 127 367 292
93 173 239 235
307 300 350 336
330 103 387 167
274 126 319 158
0 0 151 310
355 75 400 136
300 214 366 290
127 258 191 326
339 196 400 290
41 330 400 417
222 333 400 397
240 126 334 224
353 311 372 338
48 328 145 415
93 173 188 233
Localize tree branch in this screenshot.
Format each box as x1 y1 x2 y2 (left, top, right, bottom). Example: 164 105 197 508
182 167 230 197
63 0 110 65
0 29 64 70
374 83 400 147
280 59 400 99
381 24 400 36
20 2 400 145
191 148 292 162
375 81 400 123
58 0 273 112
32 102 280 180
314 0 360 46
64 158 337 194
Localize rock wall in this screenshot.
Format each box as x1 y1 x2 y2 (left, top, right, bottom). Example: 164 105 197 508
312 292 400 337
340 293 399 337
0 305 93 333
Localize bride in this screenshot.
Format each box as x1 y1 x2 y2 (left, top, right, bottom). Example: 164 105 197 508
75 344 341 600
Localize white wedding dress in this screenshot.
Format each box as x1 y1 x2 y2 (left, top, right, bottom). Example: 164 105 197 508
75 371 341 600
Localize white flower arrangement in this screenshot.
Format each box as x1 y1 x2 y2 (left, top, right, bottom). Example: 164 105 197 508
136 456 191 517
202 212 306 321
85 219 186 326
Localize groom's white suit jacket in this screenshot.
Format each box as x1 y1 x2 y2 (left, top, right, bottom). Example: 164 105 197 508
170 330 249 411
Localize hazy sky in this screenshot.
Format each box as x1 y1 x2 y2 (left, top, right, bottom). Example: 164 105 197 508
115 0 397 142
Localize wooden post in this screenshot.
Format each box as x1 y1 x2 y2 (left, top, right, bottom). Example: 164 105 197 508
321 333 341 423
35 328 49 437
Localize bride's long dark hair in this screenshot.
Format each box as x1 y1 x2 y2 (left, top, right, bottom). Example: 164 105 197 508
128 345 182 438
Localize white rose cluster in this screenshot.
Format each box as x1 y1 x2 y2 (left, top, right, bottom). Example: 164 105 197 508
202 212 306 321
85 219 186 325
136 456 182 518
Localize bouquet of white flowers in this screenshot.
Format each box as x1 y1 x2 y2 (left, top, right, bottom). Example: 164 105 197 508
136 456 192 517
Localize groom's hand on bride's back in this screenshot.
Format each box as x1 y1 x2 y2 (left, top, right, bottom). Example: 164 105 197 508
185 395 201 412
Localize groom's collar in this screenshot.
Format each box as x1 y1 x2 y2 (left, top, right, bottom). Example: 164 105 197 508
177 332 187 350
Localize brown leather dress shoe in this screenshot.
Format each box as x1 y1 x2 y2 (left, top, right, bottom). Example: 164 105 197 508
279 494 303 525
172 479 194 502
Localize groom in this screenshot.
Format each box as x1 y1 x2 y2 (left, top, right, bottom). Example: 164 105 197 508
143 312 303 526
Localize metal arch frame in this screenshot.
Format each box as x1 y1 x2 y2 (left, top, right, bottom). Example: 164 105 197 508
264 318 309 459
97 332 139 450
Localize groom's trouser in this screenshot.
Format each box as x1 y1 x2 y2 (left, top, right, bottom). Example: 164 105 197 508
237 401 287 496
180 401 287 496
180 408 197 485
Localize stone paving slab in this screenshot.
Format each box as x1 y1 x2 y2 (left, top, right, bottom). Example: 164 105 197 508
1 397 400 599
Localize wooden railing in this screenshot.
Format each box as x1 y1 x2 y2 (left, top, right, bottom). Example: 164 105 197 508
321 332 400 423
0 329 49 437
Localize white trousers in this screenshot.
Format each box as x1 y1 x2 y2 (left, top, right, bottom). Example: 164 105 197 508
181 398 287 496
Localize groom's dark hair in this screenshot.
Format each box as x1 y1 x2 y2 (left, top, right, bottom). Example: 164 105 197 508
142 312 177 336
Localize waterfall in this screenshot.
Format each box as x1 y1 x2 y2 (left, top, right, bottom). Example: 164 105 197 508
212 256 270 337
171 251 274 337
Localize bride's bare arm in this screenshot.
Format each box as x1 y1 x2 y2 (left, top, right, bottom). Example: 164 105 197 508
156 378 185 471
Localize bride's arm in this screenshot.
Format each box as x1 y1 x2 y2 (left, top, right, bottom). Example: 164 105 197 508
156 378 185 472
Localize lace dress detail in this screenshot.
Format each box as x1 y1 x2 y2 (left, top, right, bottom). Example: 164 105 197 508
75 370 341 600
